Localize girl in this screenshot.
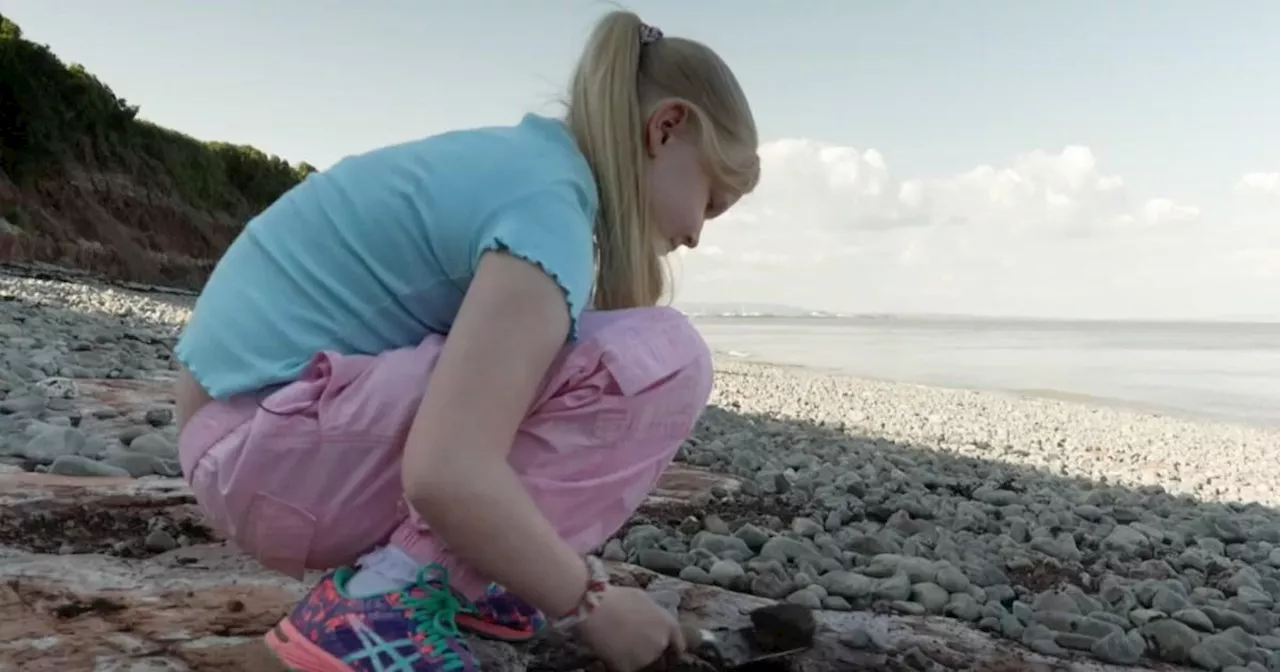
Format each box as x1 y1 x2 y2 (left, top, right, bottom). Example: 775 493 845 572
174 10 758 672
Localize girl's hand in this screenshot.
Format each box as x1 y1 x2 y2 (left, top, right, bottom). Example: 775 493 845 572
576 586 686 671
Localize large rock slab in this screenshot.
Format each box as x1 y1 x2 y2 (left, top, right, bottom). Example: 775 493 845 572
0 474 1196 671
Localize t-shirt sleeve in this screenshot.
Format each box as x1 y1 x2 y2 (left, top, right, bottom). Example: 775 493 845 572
473 184 596 340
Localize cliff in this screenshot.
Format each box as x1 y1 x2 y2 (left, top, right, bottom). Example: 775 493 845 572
0 13 315 288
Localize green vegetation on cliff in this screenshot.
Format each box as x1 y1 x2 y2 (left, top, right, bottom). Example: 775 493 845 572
0 13 315 215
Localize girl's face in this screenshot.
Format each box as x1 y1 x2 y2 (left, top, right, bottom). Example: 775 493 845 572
643 102 740 255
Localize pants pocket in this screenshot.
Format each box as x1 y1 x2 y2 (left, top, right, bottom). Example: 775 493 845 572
188 456 235 538
236 491 317 580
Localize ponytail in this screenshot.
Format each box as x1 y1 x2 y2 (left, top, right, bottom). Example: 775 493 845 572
566 11 664 310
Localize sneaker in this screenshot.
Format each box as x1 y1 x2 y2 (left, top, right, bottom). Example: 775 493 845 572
456 583 546 642
264 563 478 671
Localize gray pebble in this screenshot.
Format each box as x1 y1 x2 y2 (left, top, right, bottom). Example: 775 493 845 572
1173 608 1216 633
601 539 626 561
707 559 744 587
21 424 86 463
1142 618 1200 663
786 588 823 609
702 515 730 536
0 394 47 415
144 406 174 427
873 572 912 601
909 582 949 614
144 529 178 552
732 523 770 550
47 454 130 478
126 431 178 459
944 593 983 622
678 566 712 585
817 570 873 599
1091 629 1146 665
935 564 970 593
822 596 852 611
636 549 687 574
758 535 819 563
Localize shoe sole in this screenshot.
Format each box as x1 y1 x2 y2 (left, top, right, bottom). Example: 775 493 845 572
455 613 539 643
264 618 354 672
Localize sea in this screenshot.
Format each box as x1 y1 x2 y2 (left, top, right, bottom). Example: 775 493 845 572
691 316 1280 428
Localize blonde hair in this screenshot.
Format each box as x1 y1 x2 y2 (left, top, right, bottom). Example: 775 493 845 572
566 10 760 310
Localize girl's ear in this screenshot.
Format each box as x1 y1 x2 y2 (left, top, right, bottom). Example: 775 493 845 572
644 100 690 157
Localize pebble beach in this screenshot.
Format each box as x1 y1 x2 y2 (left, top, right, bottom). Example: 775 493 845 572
4 268 1280 671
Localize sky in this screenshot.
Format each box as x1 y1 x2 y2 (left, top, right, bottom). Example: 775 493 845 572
6 0 1279 320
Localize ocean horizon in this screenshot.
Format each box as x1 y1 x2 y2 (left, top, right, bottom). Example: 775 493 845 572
691 315 1280 428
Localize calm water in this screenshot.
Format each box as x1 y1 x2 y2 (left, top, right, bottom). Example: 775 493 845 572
692 316 1280 428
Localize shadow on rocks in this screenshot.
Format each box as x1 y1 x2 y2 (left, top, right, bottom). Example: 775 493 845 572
616 404 1280 670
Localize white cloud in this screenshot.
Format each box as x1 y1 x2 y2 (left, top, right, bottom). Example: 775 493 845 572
672 141 1277 321
1237 172 1280 194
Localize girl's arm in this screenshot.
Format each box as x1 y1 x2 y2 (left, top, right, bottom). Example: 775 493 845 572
401 250 591 618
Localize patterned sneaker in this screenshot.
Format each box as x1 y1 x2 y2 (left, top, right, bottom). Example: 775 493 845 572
264 563 478 671
455 583 546 642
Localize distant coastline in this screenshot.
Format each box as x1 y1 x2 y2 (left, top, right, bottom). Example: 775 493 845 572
684 309 1280 327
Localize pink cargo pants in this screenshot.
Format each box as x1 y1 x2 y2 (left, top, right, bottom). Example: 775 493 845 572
177 307 712 597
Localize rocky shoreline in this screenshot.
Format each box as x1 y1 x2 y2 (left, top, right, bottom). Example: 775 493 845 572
3 268 1280 671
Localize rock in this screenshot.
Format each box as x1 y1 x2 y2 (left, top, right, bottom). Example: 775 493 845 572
873 572 912 601
127 431 179 459
817 570 874 599
944 593 983 622
144 528 179 552
20 424 85 463
144 406 174 427
909 582 950 614
1092 629 1147 665
707 559 744 587
1142 618 1201 663
0 393 47 415
1173 608 1216 633
702 514 730 535
733 523 771 550
758 535 820 563
748 602 818 653
47 454 131 478
786 588 824 609
1032 591 1082 614
690 531 751 558
34 376 79 399
600 538 626 562
1152 587 1191 614
791 516 822 537
101 450 182 478
1189 638 1245 670
935 564 971 593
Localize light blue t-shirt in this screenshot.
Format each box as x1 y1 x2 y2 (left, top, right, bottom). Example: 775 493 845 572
174 113 598 399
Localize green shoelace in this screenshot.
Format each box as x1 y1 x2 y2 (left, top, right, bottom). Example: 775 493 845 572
402 564 478 671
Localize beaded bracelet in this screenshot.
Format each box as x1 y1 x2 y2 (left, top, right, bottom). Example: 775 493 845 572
549 555 611 631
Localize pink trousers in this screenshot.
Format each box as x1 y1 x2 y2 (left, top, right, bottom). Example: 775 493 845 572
177 307 712 598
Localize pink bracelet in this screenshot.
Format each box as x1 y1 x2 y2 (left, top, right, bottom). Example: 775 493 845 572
549 555 611 631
